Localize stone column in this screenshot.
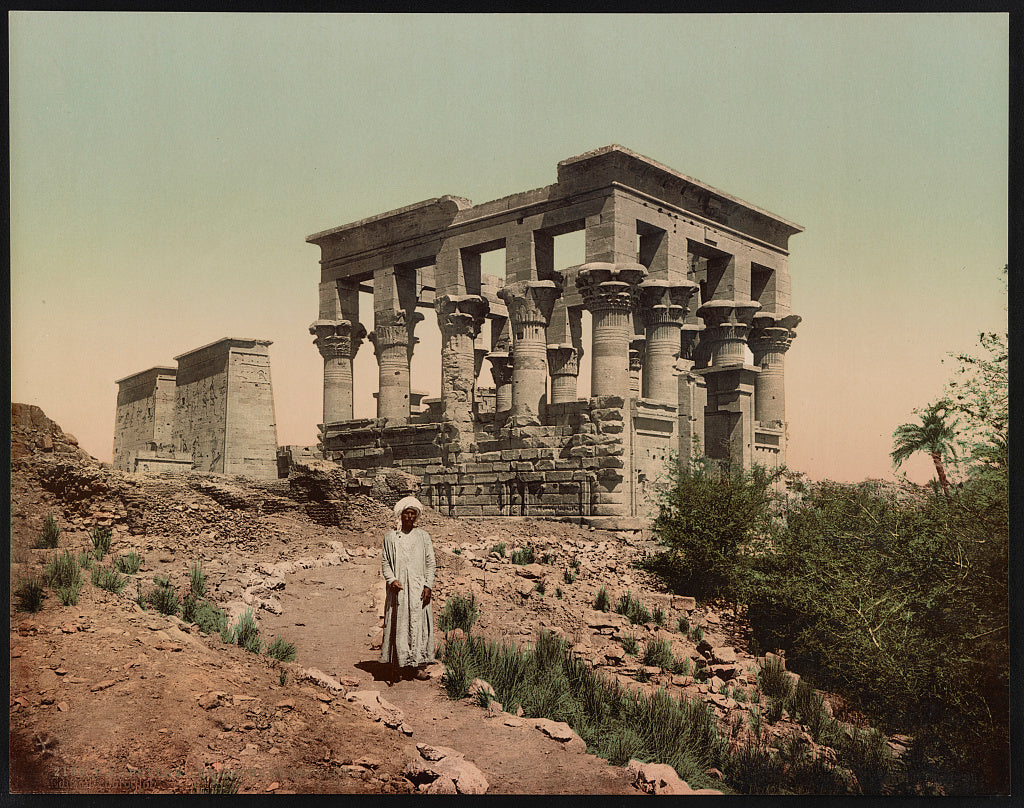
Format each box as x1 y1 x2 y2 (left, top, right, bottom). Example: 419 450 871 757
436 294 488 452
576 262 648 398
696 299 761 366
639 279 700 403
546 345 581 404
677 324 705 459
628 338 645 399
368 309 423 422
486 352 513 412
497 279 562 425
310 319 366 424
750 312 800 425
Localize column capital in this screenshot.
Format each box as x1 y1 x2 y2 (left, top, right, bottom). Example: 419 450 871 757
486 351 513 387
497 279 563 330
575 261 648 313
629 337 646 373
750 312 801 359
309 319 367 359
696 299 762 330
369 309 425 360
638 279 700 327
546 344 581 377
436 294 488 339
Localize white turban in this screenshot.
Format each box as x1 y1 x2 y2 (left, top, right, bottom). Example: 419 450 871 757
393 496 424 528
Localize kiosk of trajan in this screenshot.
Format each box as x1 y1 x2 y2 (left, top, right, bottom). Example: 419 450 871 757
307 146 802 528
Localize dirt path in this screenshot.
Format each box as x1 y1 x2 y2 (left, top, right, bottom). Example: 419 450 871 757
257 551 637 794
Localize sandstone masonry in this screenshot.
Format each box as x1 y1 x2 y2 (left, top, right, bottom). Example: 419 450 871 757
114 338 278 478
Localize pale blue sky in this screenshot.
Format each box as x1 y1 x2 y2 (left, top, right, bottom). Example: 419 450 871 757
10 13 1008 482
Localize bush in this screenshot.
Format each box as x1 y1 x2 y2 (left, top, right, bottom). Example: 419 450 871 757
76 550 94 570
677 615 690 634
91 564 128 594
437 593 479 634
620 633 639 656
36 515 61 549
90 526 112 558
44 550 82 591
146 582 180 616
594 586 610 612
200 770 240 794
534 579 546 596
646 456 783 601
555 586 563 599
114 551 142 575
563 569 576 585
231 610 262 653
189 563 206 598
652 606 666 627
56 580 83 606
195 600 229 636
490 542 506 558
440 635 473 699
757 657 792 701
511 545 536 565
642 638 675 670
265 636 297 663
615 591 651 625
15 577 46 613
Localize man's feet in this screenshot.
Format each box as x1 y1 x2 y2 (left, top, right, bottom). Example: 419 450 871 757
413 667 431 681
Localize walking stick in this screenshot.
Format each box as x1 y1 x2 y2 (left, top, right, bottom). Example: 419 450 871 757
387 585 399 687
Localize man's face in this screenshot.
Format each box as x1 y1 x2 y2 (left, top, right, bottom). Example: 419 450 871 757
401 508 418 529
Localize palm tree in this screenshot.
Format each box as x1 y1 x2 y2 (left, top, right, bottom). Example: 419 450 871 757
891 400 958 500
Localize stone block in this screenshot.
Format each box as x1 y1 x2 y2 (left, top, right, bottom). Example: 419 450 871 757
536 459 556 471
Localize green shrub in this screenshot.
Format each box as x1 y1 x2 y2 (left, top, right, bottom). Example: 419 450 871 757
540 552 555 565
620 633 639 656
652 606 666 627
677 615 690 634
15 577 46 613
757 657 792 701
563 569 576 585
265 636 297 663
56 580 83 606
90 526 112 558
146 582 180 616
489 542 505 558
594 587 610 612
76 550 94 570
645 456 784 601
642 638 675 670
511 545 536 565
153 573 170 588
114 551 142 575
437 593 479 634
36 515 61 549
534 579 546 596
671 656 692 676
688 624 704 644
90 564 128 594
279 669 288 686
44 550 82 590
189 562 206 598
555 587 563 599
231 610 261 654
195 600 229 636
765 697 784 724
615 591 652 625
200 769 241 794
440 635 473 699
181 591 199 623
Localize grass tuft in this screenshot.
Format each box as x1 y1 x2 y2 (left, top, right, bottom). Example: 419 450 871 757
511 545 536 565
90 525 112 558
91 564 128 594
115 551 143 575
195 600 229 636
44 550 82 591
200 769 241 794
36 515 61 549
15 577 46 613
620 633 639 656
642 638 675 670
265 636 297 663
615 590 652 625
231 610 262 653
146 581 180 616
489 542 506 558
594 586 610 612
189 562 207 598
438 593 479 634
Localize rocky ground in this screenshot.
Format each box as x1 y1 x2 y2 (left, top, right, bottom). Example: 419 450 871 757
9 404 891 795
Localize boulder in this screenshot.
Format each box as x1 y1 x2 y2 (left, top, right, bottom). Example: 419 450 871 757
405 744 488 794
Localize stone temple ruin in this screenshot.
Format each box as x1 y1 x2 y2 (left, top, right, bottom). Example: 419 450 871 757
306 146 802 528
113 338 278 478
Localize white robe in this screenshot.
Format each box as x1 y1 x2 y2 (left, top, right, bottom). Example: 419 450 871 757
380 527 435 667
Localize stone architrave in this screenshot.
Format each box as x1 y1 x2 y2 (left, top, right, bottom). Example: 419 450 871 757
695 300 761 366
436 295 488 448
639 279 700 403
310 319 367 424
576 262 648 398
486 352 513 412
368 308 424 422
749 312 801 425
498 280 563 424
546 344 581 405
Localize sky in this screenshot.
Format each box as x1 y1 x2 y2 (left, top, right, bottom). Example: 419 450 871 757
10 13 1008 484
